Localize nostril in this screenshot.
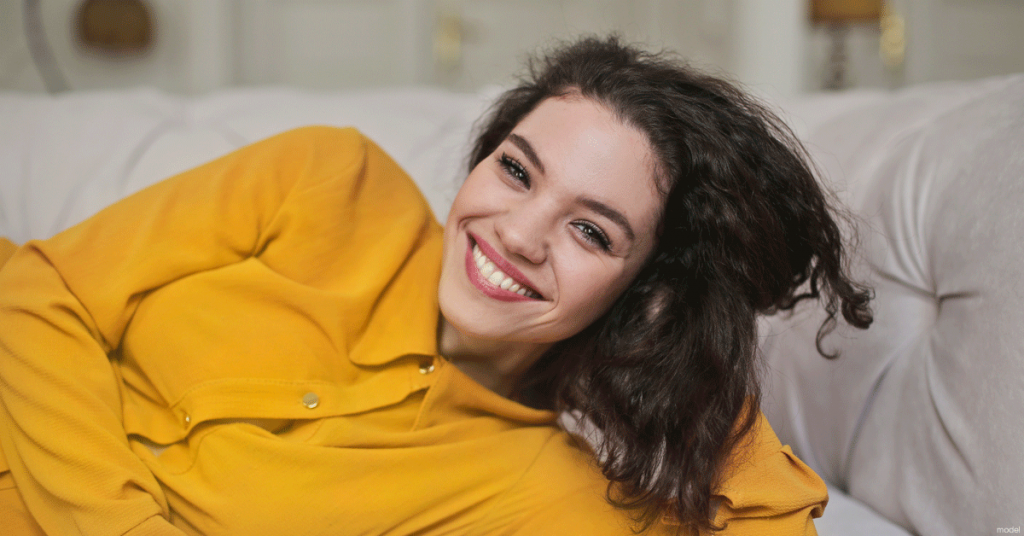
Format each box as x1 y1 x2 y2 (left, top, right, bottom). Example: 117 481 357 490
495 226 544 265
506 237 545 265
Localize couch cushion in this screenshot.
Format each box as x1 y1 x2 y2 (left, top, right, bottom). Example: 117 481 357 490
816 485 912 536
0 88 490 243
762 75 1024 535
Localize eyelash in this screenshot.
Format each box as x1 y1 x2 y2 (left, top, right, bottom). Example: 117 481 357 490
496 152 612 252
498 153 529 186
573 221 612 251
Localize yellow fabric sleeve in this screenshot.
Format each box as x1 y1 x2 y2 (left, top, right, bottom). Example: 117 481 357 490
710 418 826 536
0 238 16 269
480 416 825 536
0 126 369 536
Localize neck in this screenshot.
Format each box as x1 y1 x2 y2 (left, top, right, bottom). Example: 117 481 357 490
436 316 552 398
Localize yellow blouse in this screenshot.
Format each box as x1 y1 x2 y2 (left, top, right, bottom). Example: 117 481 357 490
0 126 826 535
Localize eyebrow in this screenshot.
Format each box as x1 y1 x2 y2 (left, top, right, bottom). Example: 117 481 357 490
507 133 545 175
578 197 635 243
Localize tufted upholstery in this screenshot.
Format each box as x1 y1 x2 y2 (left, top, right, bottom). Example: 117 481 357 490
761 75 1024 536
1 77 1021 535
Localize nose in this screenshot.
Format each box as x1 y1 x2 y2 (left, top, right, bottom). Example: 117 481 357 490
494 200 550 265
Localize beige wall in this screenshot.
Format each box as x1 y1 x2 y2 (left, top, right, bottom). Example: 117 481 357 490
804 0 1024 91
0 0 234 94
2 0 1023 95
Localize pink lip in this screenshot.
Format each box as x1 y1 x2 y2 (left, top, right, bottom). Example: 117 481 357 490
465 232 543 302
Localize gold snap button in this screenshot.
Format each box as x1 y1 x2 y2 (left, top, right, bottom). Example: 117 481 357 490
302 392 320 409
418 362 435 375
183 414 191 425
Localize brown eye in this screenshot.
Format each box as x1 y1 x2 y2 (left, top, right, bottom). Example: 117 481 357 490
572 221 612 251
498 153 530 187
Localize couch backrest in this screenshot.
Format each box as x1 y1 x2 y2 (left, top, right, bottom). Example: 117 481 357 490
0 87 490 243
761 75 1024 536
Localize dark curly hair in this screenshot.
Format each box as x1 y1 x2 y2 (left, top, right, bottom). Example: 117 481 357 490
469 36 873 533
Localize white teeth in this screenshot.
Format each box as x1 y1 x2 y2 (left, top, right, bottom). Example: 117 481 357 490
472 242 540 299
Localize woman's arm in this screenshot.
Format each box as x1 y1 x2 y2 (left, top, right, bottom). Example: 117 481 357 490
0 126 370 535
476 416 825 536
709 417 827 536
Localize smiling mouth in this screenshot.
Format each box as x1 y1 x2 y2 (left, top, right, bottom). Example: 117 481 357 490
471 243 543 299
466 235 544 301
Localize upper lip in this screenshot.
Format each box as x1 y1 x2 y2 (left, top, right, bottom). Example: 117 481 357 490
468 232 544 298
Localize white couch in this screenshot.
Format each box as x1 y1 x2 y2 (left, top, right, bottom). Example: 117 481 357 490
2 77 1021 535
762 75 1024 536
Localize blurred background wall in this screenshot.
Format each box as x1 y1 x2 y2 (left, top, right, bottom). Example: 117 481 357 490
2 0 1024 97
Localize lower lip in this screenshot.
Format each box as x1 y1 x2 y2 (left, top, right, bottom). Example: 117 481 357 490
464 237 537 302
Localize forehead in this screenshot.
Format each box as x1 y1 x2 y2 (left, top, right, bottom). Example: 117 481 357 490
511 96 663 229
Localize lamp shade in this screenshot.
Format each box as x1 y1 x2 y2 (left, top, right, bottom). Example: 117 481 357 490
76 0 154 54
810 0 883 23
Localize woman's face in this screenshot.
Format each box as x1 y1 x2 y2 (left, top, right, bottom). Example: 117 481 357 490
438 95 663 350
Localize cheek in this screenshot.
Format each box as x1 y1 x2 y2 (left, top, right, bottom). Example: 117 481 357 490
446 169 495 226
559 257 634 321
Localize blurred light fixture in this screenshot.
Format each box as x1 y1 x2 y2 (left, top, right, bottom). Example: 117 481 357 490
810 0 883 90
811 0 882 23
76 0 154 55
879 3 905 73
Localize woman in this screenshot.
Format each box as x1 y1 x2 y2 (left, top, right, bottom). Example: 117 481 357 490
0 37 870 535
